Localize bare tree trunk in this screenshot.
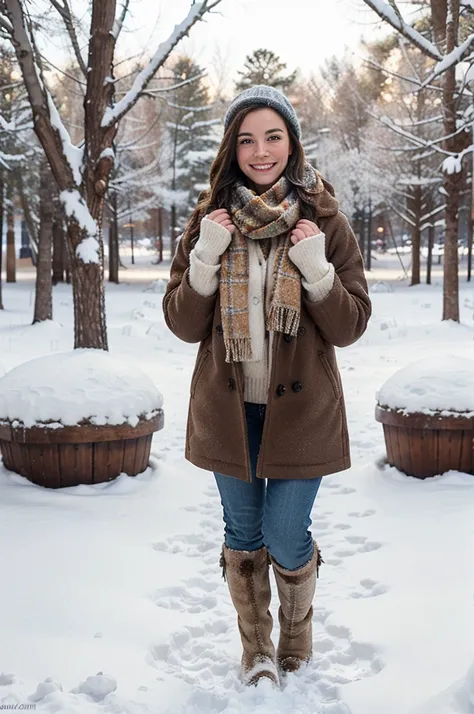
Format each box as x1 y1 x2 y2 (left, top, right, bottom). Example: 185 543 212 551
68 221 108 349
170 203 177 258
16 173 38 258
0 173 4 309
108 190 119 284
469 125 474 282
52 210 65 284
410 185 422 286
33 163 53 323
427 223 434 285
358 210 366 261
158 206 163 263
468 204 473 282
442 4 461 321
6 179 16 283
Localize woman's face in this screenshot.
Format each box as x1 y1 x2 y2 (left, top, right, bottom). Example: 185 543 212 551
236 108 292 193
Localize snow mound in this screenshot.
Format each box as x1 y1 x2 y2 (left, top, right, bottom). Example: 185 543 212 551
377 355 474 416
143 278 168 294
0 349 163 428
30 678 63 702
72 673 117 701
370 281 393 293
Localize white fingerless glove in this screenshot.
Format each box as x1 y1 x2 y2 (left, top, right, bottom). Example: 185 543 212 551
288 233 335 303
188 217 233 297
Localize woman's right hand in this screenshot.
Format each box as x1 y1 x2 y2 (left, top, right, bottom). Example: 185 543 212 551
207 209 236 234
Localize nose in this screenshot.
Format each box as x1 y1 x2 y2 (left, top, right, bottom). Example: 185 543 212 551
254 141 269 158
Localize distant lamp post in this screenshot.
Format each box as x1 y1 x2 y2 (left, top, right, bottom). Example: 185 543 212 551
376 225 385 254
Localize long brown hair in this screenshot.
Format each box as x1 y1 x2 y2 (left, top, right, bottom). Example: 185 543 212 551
183 106 317 245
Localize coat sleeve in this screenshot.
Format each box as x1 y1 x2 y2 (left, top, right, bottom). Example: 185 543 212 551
303 212 371 348
162 230 218 344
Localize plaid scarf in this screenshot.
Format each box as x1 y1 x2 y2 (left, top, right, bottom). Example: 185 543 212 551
220 164 320 363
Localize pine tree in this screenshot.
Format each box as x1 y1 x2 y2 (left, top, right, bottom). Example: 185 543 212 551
235 49 296 92
167 56 221 250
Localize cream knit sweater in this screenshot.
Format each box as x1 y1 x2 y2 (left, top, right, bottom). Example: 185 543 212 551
188 218 335 404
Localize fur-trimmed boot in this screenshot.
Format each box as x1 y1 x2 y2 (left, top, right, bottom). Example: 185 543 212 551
270 542 323 673
220 544 279 687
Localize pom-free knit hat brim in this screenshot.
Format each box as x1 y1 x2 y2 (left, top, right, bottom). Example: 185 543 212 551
224 85 301 139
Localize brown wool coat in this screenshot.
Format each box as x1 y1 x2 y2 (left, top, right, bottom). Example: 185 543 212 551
163 180 371 482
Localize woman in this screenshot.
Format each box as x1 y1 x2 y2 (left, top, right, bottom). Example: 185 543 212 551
163 85 371 688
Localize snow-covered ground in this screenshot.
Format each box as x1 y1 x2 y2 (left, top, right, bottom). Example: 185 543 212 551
0 251 473 714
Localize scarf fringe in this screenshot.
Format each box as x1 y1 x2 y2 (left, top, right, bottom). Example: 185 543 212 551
267 305 300 338
225 337 253 364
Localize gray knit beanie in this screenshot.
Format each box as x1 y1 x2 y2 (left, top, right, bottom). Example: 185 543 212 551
224 85 301 139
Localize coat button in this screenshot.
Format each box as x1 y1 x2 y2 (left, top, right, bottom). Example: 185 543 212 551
284 334 293 343
276 384 286 397
216 325 223 336
228 377 236 391
292 381 303 393
297 326 306 336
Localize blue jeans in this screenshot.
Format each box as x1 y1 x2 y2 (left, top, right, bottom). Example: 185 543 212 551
214 402 322 571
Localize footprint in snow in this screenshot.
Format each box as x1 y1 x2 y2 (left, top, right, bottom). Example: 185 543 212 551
348 509 376 518
149 608 384 713
153 578 220 614
350 578 387 599
0 674 15 686
333 539 382 558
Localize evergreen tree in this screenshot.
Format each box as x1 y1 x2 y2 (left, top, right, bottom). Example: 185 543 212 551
235 49 296 92
167 56 221 247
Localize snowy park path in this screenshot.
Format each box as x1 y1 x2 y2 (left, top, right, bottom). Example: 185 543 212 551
0 259 473 714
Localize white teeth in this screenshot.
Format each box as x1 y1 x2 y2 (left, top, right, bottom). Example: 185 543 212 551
252 164 274 170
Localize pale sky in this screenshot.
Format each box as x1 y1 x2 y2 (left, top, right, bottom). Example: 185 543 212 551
117 0 386 94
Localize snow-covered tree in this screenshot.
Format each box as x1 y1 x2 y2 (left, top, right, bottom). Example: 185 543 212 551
0 0 222 349
235 49 297 92
361 0 474 319
166 56 221 254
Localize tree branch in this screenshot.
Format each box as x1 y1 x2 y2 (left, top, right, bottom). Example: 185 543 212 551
423 34 474 85
111 0 130 40
49 0 87 77
4 0 81 189
101 0 222 128
361 0 443 60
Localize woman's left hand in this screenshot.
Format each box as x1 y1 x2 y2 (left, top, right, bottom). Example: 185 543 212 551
290 219 322 245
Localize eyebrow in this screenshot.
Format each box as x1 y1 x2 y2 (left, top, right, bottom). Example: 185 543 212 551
237 128 284 137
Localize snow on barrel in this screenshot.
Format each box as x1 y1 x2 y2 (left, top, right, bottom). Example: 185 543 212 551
376 355 474 417
0 349 163 428
375 356 474 479
0 350 164 488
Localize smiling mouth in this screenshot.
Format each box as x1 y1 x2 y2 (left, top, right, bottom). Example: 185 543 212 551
250 163 276 171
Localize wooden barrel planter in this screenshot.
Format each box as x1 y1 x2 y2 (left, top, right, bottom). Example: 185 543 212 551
375 406 474 479
0 411 164 489
376 356 474 479
0 349 165 489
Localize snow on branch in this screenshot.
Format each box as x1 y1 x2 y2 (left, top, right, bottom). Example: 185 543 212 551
46 93 83 186
362 0 443 60
423 34 474 83
101 1 222 128
0 114 14 131
60 190 100 264
141 71 208 96
4 0 83 188
111 0 130 40
442 144 474 174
